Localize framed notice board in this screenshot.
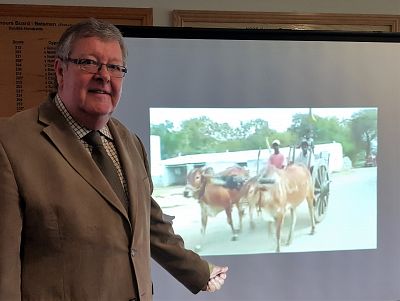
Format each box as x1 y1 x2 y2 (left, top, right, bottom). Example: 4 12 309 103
0 4 152 117
172 10 400 32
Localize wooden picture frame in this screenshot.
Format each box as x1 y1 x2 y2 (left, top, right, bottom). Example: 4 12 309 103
0 4 152 117
172 10 400 32
0 4 153 25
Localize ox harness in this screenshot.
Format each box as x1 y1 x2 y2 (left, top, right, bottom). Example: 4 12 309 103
213 175 246 190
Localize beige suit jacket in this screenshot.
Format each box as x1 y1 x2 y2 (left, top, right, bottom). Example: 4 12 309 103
0 98 209 301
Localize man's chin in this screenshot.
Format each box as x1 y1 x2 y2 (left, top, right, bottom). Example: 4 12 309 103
80 106 113 124
85 102 115 115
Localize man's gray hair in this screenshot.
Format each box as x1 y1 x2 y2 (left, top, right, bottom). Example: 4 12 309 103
55 18 127 64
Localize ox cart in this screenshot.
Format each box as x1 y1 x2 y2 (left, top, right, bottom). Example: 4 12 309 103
183 142 331 252
288 142 330 223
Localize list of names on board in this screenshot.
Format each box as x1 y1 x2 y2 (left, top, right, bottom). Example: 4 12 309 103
0 17 75 117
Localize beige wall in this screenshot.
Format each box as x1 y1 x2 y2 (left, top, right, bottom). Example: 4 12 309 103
1 0 400 26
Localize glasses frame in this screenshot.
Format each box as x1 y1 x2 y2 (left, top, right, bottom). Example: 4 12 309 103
63 57 128 78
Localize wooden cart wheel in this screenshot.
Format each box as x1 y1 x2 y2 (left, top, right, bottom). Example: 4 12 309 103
313 165 330 223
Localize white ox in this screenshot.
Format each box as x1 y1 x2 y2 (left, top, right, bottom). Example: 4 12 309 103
243 164 316 252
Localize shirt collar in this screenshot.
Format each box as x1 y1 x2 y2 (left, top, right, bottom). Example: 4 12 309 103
54 94 113 141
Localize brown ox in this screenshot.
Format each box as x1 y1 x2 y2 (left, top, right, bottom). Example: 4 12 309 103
243 164 315 252
184 165 248 249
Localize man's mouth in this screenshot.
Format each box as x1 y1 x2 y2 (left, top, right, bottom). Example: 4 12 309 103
88 89 111 96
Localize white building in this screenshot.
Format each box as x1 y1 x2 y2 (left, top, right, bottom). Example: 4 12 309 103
150 135 344 187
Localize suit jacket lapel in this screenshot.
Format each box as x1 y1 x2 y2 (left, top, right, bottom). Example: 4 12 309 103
38 99 130 223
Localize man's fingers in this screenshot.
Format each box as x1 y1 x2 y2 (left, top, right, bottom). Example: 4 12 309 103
206 264 228 292
206 275 225 292
210 265 229 278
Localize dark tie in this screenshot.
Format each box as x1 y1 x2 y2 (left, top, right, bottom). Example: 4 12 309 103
84 131 127 210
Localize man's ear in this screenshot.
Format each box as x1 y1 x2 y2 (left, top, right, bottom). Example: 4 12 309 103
54 58 64 89
54 58 64 74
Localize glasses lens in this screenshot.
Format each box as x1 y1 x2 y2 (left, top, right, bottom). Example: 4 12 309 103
80 61 99 74
107 65 127 78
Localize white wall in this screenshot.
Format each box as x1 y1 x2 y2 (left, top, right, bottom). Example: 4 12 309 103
1 0 400 26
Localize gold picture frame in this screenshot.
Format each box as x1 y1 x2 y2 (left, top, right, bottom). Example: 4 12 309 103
0 4 152 26
172 10 400 32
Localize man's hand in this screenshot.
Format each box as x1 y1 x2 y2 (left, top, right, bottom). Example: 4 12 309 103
205 265 228 292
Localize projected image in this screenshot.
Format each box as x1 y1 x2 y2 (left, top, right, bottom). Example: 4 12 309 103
150 107 377 255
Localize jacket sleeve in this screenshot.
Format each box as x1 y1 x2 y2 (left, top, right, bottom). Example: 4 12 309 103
150 197 210 294
0 138 22 300
134 135 210 294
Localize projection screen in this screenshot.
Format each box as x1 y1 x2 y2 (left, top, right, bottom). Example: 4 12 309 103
114 27 399 301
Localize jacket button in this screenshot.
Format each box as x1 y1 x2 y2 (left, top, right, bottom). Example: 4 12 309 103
130 249 136 257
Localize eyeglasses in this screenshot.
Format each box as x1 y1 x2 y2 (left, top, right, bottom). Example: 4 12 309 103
63 57 128 78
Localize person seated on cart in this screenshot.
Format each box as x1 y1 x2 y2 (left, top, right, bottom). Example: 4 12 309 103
295 139 315 174
268 139 286 169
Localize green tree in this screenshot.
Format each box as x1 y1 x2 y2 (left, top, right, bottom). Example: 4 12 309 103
179 117 219 154
349 109 378 160
150 121 183 159
288 111 358 161
236 119 271 149
288 112 315 143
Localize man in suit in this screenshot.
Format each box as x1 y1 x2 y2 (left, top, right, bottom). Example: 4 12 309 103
0 18 227 301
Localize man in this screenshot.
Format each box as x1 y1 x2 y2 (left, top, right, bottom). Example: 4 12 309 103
295 139 315 172
268 140 286 169
267 139 286 169
0 19 227 301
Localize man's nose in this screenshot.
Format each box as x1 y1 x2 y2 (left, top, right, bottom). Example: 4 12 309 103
95 64 111 82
